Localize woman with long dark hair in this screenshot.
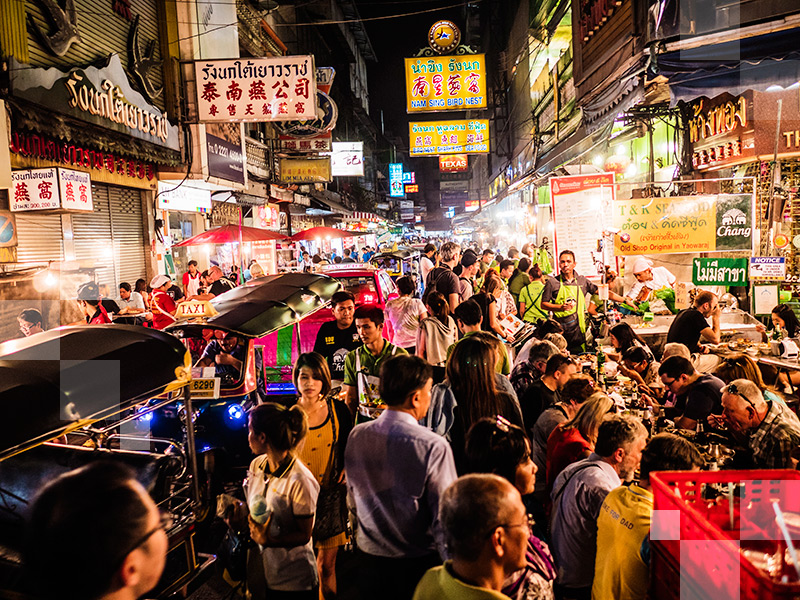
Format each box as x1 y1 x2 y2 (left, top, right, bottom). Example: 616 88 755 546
607 322 652 363
417 291 458 383
431 335 523 472
292 353 353 599
472 274 512 340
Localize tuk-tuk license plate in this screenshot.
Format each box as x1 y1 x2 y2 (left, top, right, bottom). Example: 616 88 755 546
191 378 221 399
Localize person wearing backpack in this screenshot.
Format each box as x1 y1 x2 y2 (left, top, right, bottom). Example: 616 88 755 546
423 241 461 313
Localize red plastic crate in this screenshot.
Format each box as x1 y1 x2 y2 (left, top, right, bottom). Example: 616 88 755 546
650 470 800 600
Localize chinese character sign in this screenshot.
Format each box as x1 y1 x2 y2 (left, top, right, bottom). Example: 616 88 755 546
405 55 487 112
11 168 60 211
409 120 489 156
195 56 318 122
58 168 93 211
331 142 364 177
279 157 332 184
389 163 404 197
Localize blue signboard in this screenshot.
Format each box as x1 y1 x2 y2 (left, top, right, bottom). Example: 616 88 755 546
389 163 404 197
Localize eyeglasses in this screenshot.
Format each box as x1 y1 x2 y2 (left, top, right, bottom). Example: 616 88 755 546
662 377 678 388
725 382 757 412
116 512 173 567
489 514 534 537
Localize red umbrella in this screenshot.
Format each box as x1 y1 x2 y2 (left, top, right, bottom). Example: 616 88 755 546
173 224 287 246
291 226 352 242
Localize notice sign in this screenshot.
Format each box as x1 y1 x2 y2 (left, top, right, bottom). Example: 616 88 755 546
195 56 317 122
692 258 748 286
405 55 487 113
11 168 93 212
750 257 786 281
550 173 615 276
613 193 754 255
409 120 489 156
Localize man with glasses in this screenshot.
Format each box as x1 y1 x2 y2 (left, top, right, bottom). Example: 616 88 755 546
314 291 361 385
413 474 530 600
26 461 169 600
710 379 800 468
550 415 648 600
658 355 724 430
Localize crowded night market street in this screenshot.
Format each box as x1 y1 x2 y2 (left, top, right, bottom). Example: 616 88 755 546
3 1 800 599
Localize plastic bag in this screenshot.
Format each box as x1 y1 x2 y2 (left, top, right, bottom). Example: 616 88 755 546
652 287 678 314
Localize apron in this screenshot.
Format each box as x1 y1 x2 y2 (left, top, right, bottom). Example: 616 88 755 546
553 278 587 352
521 280 548 323
355 345 398 419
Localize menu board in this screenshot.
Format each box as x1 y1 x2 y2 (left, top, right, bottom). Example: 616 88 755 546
550 173 615 276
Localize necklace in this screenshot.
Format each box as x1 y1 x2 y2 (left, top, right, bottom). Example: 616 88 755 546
300 395 326 414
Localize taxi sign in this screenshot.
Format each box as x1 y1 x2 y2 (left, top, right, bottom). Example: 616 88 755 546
176 300 218 320
190 377 221 399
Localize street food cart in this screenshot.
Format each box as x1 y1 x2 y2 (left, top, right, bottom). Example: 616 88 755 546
0 325 214 599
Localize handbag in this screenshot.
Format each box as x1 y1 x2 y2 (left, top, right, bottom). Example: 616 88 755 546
312 399 350 541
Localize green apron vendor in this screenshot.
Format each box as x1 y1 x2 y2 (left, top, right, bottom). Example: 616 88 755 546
343 304 407 419
518 263 550 324
540 251 596 353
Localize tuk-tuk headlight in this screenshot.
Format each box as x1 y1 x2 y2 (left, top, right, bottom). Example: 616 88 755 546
227 403 245 422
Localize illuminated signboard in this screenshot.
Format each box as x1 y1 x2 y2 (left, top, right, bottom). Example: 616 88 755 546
279 157 332 183
331 142 364 177
465 199 479 212
195 55 318 122
409 120 489 156
405 184 419 193
389 163 404 197
405 55 487 113
402 171 416 184
440 154 468 172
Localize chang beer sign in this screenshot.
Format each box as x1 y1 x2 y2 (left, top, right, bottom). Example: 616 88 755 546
692 258 748 286
714 194 753 250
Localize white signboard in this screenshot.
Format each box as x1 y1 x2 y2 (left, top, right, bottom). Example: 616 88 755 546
157 182 212 213
195 56 318 122
58 169 93 211
331 142 364 177
750 257 786 281
550 173 615 277
11 168 59 211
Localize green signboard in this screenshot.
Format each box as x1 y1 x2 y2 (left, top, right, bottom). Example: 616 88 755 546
692 258 748 286
389 226 403 234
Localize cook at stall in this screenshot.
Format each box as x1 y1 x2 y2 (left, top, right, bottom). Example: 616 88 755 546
624 257 677 308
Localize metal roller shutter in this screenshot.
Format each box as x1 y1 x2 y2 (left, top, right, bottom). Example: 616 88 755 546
14 213 64 263
109 186 147 288
73 184 115 291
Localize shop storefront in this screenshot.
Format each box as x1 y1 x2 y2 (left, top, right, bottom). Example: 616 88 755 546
157 182 212 279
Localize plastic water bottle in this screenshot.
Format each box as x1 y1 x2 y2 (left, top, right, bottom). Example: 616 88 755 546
250 498 269 524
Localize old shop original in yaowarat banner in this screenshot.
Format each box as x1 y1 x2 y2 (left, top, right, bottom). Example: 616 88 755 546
613 194 754 255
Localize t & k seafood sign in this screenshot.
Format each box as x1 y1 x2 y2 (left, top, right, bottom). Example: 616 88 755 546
614 193 754 255
195 56 318 122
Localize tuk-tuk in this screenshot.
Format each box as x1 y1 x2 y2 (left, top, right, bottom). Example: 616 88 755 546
0 325 214 599
369 247 421 293
150 273 341 485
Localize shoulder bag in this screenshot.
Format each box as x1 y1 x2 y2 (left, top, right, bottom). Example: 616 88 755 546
312 398 350 542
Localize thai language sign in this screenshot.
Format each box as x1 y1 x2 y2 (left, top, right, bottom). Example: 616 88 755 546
195 56 317 122
750 257 786 281
409 120 489 156
278 157 331 184
405 55 487 113
692 258 748 286
613 193 754 255
11 168 93 212
389 163 404 197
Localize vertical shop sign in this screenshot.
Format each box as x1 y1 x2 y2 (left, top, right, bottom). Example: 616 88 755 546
389 163 404 197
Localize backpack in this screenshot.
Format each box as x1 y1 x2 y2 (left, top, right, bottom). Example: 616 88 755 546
423 266 450 304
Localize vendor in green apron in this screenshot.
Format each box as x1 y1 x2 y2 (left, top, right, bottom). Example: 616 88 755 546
518 263 550 324
343 304 407 419
540 250 599 354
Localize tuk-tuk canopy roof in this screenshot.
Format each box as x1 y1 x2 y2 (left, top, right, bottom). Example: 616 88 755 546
0 325 190 461
170 273 342 338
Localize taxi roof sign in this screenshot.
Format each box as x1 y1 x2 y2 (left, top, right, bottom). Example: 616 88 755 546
176 300 218 320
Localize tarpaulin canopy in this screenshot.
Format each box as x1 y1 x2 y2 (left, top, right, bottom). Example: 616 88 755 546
291 226 352 241
173 224 287 246
653 27 800 104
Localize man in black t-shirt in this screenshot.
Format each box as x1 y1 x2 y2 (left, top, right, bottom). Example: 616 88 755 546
313 291 360 383
423 241 461 312
192 265 235 300
659 355 724 430
666 290 721 354
520 354 577 433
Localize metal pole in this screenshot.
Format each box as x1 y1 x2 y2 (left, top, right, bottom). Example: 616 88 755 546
182 385 202 509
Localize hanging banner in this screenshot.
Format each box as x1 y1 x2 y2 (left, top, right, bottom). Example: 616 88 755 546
613 193 754 255
405 55 487 113
278 157 331 183
550 173 615 276
195 56 317 122
692 258 748 286
409 120 489 156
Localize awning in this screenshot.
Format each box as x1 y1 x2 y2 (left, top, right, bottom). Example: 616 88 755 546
351 211 381 222
309 190 352 216
653 27 800 104
582 65 645 133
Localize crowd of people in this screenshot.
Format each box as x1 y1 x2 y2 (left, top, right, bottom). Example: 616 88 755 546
19 240 800 600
